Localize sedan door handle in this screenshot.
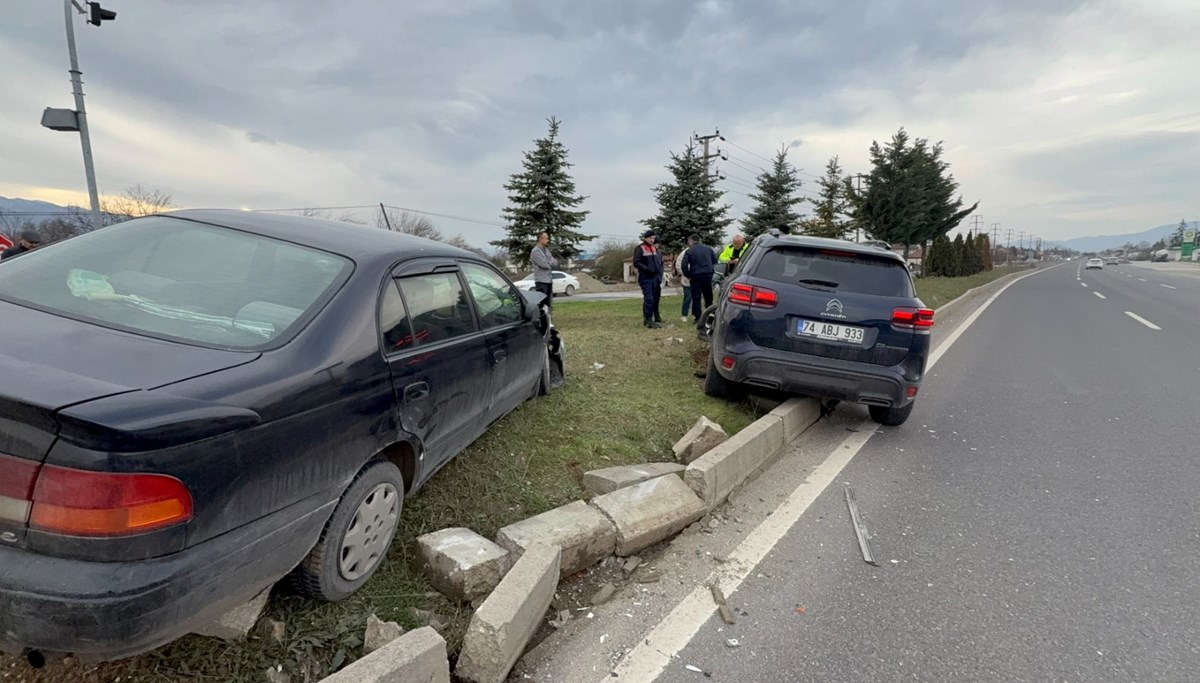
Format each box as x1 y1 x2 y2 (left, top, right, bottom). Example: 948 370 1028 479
492 350 507 366
403 382 430 402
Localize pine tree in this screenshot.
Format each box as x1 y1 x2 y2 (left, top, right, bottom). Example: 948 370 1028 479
963 233 983 274
642 143 733 253
1170 219 1187 248
491 117 593 268
742 147 805 239
926 235 949 276
797 156 852 239
951 234 967 276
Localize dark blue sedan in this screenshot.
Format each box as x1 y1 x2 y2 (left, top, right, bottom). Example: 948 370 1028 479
0 210 563 660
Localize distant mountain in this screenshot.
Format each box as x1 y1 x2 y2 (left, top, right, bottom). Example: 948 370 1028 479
0 194 71 218
1057 223 1177 253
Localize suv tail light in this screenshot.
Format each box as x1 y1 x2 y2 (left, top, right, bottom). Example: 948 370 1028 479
0 455 193 536
892 307 935 331
728 283 778 308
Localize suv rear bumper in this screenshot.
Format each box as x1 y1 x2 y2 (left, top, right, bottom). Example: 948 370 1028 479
718 347 915 408
0 496 335 660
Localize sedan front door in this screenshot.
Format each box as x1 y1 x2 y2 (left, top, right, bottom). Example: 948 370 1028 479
460 262 543 421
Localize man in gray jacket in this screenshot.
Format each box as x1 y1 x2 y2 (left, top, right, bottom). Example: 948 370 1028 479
530 231 557 309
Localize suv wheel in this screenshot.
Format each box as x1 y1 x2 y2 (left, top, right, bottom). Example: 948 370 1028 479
290 460 404 601
696 304 718 341
869 402 914 426
703 353 740 400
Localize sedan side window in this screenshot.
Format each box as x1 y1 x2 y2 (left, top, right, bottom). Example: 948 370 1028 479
397 272 477 344
379 280 418 351
552 272 565 280
461 263 524 329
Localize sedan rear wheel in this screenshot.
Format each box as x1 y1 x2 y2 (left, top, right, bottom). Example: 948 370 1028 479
290 460 404 601
565 284 576 296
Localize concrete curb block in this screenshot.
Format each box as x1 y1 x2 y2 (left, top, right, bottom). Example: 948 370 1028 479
581 462 687 496
931 265 1037 317
769 398 822 443
590 476 708 556
415 527 512 603
684 412 786 510
319 626 449 683
496 501 616 578
456 544 561 683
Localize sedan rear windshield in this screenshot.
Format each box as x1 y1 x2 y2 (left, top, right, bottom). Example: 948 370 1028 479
755 246 914 297
0 217 351 349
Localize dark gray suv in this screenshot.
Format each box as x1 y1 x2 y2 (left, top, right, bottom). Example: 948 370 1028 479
704 233 933 426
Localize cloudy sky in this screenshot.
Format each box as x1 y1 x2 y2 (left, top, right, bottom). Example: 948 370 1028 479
2 0 1197 248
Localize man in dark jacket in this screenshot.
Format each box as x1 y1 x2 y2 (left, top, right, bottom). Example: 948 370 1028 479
633 229 664 328
681 234 718 322
0 229 42 261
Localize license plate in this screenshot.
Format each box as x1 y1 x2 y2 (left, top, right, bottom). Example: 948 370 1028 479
797 319 866 345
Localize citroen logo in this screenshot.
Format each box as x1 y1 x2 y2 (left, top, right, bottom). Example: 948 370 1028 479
825 299 843 314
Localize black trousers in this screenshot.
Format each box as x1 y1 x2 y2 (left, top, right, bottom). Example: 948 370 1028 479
689 273 714 319
534 281 554 310
639 278 661 321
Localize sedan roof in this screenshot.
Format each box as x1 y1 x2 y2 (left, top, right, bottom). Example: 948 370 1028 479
164 209 477 263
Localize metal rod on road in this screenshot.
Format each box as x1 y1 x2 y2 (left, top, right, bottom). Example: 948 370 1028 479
844 486 878 566
64 0 102 228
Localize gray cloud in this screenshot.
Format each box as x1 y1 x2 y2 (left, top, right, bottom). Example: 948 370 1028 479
1 0 1196 245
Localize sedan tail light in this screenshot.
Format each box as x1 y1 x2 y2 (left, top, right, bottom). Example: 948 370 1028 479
728 283 778 308
892 307 935 331
0 454 193 536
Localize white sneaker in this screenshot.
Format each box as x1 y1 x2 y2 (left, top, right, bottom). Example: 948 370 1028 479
681 316 688 322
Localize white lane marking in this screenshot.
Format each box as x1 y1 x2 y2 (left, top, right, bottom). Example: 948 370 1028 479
607 265 1060 683
1126 274 1132 278
1160 283 1177 289
1080 282 1088 288
1094 291 1106 299
1125 311 1162 330
1138 277 1147 282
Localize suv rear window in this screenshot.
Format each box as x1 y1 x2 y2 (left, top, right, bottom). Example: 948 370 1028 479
755 246 914 297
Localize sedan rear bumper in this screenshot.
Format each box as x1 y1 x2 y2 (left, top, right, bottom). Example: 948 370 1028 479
0 496 335 660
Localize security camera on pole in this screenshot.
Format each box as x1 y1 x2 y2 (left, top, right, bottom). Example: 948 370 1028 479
40 1 117 230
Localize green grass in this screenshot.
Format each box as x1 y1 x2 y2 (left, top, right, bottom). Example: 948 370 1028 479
12 297 759 683
914 265 1034 310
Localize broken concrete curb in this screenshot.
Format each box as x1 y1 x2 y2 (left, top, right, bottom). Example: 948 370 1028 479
319 626 449 683
684 413 785 509
363 614 405 655
581 462 687 496
590 475 707 556
496 501 616 578
415 527 511 603
672 416 729 463
190 587 270 641
770 398 821 443
457 543 561 683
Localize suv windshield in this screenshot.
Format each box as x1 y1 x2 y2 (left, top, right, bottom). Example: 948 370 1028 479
755 246 914 297
0 217 351 349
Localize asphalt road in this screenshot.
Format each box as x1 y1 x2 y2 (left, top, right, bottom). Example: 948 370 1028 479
653 262 1200 682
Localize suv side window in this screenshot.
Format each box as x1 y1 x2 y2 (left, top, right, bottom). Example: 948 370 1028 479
379 280 417 352
461 263 524 328
397 272 478 344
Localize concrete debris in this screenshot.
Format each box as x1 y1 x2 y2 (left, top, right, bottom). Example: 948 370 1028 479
263 618 286 643
718 605 736 625
672 417 729 464
415 527 512 603
548 610 572 629
265 667 291 683
590 582 617 606
363 613 405 655
635 571 661 584
190 587 270 641
622 556 643 575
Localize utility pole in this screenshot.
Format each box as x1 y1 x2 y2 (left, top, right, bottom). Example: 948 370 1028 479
970 214 985 235
693 129 723 172
991 223 1000 265
42 1 117 230
852 174 867 242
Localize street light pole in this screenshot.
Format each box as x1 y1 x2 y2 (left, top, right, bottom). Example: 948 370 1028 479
63 0 102 228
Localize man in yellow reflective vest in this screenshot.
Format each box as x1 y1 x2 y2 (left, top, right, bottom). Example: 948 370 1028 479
718 233 747 267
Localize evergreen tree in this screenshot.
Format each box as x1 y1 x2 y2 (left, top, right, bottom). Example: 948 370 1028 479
799 156 853 239
491 117 593 268
642 143 733 253
742 147 805 239
846 128 978 259
980 233 993 271
964 232 983 274
926 234 950 276
951 234 967 276
1170 219 1187 248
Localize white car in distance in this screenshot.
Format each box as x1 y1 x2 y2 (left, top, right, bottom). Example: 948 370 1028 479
514 270 580 296
1085 258 1104 270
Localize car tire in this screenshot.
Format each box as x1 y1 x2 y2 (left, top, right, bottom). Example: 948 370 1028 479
696 304 718 341
703 353 740 400
289 460 404 602
565 284 575 296
537 345 553 396
869 402 914 427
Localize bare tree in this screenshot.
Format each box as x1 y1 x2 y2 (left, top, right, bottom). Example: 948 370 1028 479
375 206 443 241
64 184 176 232
293 207 366 225
444 233 488 257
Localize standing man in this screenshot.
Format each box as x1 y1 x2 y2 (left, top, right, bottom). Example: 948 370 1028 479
718 233 747 267
681 234 718 323
530 231 557 310
674 245 691 323
0 229 43 261
633 229 664 328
